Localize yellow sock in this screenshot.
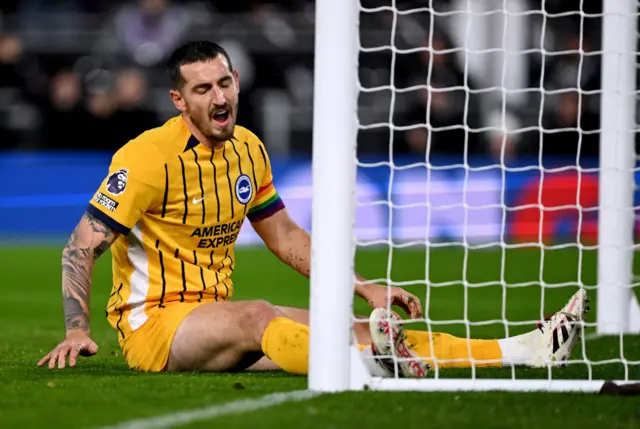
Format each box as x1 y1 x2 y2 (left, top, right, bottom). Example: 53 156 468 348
261 317 309 375
261 319 502 374
405 330 502 368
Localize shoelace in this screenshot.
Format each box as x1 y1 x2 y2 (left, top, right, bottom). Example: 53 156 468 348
536 311 578 332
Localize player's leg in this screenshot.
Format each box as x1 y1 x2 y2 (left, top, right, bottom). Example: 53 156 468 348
248 304 497 375
167 300 281 372
245 288 587 377
227 287 586 376
246 305 372 372
168 300 319 375
281 304 501 374
274 305 499 372
371 289 589 375
247 305 430 376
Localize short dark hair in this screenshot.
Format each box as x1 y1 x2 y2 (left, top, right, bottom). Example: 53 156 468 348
166 41 234 89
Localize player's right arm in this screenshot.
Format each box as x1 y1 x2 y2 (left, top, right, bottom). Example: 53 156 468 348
38 141 163 370
37 211 119 369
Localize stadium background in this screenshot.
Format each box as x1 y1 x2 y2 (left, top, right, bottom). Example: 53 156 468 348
2 1 640 428
0 0 624 244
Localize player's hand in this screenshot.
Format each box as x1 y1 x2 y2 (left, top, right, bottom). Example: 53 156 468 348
359 284 423 319
37 332 98 369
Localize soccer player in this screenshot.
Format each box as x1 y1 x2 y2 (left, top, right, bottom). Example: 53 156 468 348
38 41 588 377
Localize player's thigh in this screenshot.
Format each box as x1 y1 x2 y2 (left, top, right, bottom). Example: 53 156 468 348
168 300 278 372
275 305 371 344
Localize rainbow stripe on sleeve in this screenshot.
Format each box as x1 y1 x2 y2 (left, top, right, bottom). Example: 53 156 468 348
247 181 285 222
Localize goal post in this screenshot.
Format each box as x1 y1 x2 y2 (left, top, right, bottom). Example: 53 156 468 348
309 0 640 393
596 0 639 336
308 0 360 392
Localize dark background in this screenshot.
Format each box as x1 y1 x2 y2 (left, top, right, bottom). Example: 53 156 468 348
0 0 622 163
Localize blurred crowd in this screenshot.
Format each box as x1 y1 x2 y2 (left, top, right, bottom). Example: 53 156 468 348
0 0 619 160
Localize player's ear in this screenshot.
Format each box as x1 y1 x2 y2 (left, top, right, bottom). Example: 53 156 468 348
169 89 186 113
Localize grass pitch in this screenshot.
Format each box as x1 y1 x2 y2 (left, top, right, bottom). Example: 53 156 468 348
1 245 639 429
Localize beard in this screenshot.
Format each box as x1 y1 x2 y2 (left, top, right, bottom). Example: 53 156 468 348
212 127 234 141
190 100 239 142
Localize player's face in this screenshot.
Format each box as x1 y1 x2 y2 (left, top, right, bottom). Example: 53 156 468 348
172 56 239 142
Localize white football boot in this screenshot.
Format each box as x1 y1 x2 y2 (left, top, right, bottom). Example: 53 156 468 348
529 288 590 367
369 308 430 378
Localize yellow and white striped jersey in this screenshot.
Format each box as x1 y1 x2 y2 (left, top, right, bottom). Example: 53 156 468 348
87 115 285 341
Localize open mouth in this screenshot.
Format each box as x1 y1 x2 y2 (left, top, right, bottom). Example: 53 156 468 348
212 110 230 126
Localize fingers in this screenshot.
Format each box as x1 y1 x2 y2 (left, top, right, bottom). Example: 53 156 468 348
48 348 59 369
402 296 421 319
38 338 97 369
39 344 71 369
69 344 80 367
57 345 69 369
37 353 51 367
406 293 423 319
393 290 423 319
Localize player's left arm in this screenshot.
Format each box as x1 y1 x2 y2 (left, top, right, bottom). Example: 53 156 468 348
251 209 423 319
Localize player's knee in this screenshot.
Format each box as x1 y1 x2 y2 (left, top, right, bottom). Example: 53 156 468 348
241 300 279 338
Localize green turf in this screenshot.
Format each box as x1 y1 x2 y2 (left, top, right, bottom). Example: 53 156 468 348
1 245 639 428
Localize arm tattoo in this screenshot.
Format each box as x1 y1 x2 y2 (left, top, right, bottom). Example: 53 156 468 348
61 211 117 333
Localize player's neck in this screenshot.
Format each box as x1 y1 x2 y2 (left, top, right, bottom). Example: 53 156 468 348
181 114 226 151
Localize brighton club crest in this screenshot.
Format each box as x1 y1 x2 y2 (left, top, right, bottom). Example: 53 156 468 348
235 174 253 205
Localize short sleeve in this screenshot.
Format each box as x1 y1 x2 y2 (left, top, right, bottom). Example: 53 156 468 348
87 148 162 234
247 143 285 222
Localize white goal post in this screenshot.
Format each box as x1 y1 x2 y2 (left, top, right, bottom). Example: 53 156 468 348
597 0 640 336
309 0 640 392
308 0 359 392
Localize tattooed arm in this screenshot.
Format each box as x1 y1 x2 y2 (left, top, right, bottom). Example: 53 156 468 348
38 211 119 369
251 209 422 318
62 211 119 334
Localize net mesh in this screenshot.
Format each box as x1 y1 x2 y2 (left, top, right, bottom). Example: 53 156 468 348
353 0 640 382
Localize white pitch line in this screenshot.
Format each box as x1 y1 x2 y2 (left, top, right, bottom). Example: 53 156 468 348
93 390 319 429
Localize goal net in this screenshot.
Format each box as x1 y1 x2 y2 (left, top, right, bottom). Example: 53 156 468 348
309 0 640 392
